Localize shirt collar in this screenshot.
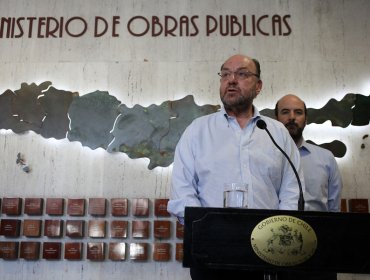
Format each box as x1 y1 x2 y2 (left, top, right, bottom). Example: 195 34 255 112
299 138 311 153
221 106 261 122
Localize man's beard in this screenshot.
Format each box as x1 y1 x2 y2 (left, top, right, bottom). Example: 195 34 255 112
285 121 304 143
221 90 256 115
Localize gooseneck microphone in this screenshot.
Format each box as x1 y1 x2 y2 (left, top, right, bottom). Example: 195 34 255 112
256 119 305 211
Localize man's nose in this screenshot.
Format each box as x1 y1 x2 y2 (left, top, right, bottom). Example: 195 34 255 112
288 112 296 120
227 74 238 83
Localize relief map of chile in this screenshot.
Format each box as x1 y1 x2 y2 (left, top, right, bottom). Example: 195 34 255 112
0 81 369 169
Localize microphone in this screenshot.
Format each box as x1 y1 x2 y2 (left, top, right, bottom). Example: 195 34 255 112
256 119 305 211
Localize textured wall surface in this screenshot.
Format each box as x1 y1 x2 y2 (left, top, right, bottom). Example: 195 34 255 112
1 0 370 279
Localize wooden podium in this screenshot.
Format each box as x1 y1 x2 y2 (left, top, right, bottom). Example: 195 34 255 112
183 207 370 274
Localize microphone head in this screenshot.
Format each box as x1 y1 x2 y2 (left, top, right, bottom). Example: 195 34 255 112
256 119 267 129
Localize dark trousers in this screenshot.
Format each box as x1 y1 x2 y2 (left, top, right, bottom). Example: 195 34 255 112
278 271 337 280
190 268 266 280
190 268 337 280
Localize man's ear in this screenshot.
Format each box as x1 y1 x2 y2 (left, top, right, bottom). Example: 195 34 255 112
256 80 263 95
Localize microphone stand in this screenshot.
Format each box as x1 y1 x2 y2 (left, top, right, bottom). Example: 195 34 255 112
256 119 305 211
264 272 278 280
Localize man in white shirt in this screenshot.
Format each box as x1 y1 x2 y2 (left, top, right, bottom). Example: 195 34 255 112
275 94 342 212
167 55 304 280
275 94 343 280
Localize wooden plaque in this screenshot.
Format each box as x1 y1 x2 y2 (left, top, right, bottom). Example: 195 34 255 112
132 220 150 239
88 220 106 238
341 198 347 212
42 242 61 260
64 242 83 260
66 220 85 238
132 198 149 217
153 220 171 239
176 221 185 239
67 198 85 216
153 243 171 261
23 219 42 237
45 198 64 215
175 243 184 261
44 220 63 237
154 199 170 217
108 242 126 261
87 242 105 261
0 219 21 237
2 197 22 215
348 199 369 213
24 198 44 215
88 198 106 216
110 220 128 238
0 241 19 259
20 241 40 260
110 198 128 216
129 243 148 261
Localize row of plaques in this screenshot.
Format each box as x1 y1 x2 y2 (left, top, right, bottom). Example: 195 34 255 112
0 219 184 239
0 198 170 217
2 198 369 216
0 241 184 261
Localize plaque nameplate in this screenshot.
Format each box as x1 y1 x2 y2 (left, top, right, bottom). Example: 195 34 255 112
0 219 21 237
87 242 105 261
153 243 171 261
0 241 19 259
132 198 149 217
348 199 369 213
23 219 42 237
24 198 44 215
111 198 128 216
20 241 40 260
176 221 184 239
341 198 347 212
129 243 148 261
2 197 22 215
88 198 106 216
46 198 64 215
88 220 106 238
108 242 126 261
110 220 128 238
44 220 63 237
154 220 171 239
66 220 85 238
42 242 62 260
64 242 83 260
175 243 184 261
154 199 170 217
67 198 85 216
132 220 150 239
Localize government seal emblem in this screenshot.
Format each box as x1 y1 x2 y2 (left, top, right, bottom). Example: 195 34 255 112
251 215 317 266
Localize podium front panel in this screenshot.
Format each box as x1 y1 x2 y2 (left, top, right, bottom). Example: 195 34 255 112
183 207 370 273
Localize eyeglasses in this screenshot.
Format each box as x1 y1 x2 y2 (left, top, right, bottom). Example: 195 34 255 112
218 70 259 81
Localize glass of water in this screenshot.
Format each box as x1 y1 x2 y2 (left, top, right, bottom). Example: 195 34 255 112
223 183 248 208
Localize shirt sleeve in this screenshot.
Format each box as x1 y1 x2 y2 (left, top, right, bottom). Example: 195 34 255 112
327 155 343 212
167 124 202 220
277 128 304 211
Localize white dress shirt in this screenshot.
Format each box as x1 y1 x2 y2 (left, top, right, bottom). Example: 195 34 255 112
167 106 304 220
299 140 342 212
